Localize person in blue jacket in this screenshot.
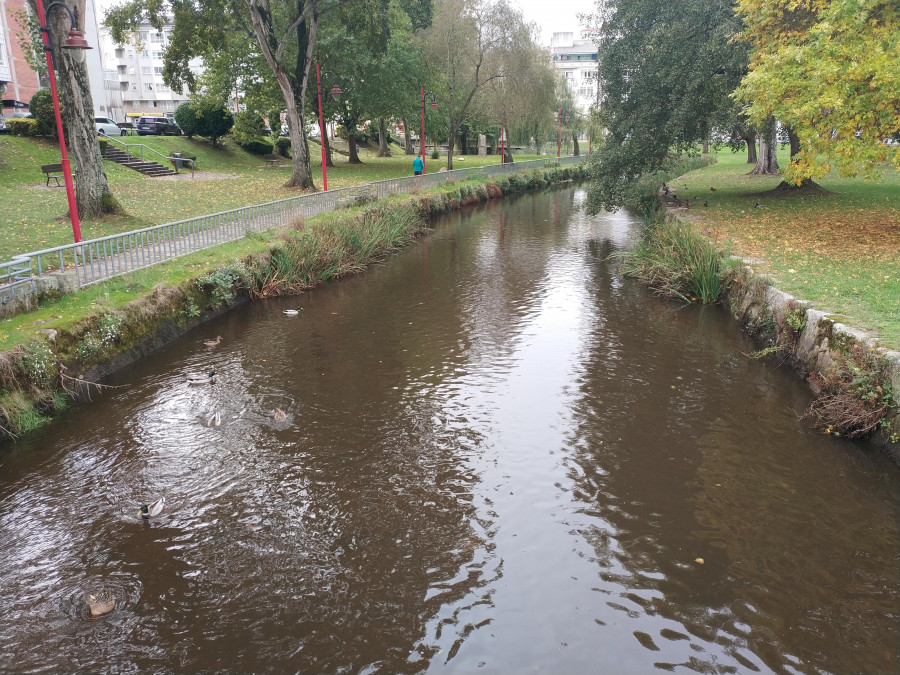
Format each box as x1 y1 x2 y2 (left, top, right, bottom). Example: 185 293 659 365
413 155 424 175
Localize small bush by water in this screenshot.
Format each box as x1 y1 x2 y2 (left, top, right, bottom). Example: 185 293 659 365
614 216 737 304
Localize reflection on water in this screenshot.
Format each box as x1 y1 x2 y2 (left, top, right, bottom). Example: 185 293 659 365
1 189 898 675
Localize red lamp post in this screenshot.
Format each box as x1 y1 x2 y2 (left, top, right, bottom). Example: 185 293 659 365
315 64 342 191
565 114 571 156
420 87 437 173
35 0 91 243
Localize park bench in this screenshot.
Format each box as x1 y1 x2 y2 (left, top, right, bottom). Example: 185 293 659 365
263 154 280 166
41 163 76 187
117 122 135 135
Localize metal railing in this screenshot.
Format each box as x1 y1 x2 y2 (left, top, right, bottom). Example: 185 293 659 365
103 135 195 177
1 155 586 305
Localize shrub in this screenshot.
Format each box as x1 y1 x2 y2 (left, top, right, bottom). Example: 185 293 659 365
175 100 234 144
232 111 267 146
275 137 292 157
431 148 440 160
174 102 202 138
240 139 274 156
29 88 57 138
5 118 37 136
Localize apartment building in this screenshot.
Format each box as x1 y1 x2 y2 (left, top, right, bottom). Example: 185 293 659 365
98 19 202 119
549 30 600 115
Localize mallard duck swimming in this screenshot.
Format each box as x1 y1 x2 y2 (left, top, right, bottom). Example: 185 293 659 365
187 370 216 385
206 411 222 427
138 497 165 519
283 307 302 316
272 408 287 422
87 591 116 617
203 335 223 348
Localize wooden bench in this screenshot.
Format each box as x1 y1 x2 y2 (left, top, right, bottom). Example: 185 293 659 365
117 122 135 135
41 164 76 187
263 154 280 166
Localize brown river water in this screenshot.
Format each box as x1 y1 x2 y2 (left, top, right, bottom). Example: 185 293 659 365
1 188 898 674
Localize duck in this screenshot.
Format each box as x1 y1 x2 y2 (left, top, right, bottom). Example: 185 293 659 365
754 201 763 208
283 307 302 316
206 411 222 427
272 408 287 422
87 591 116 618
203 335 223 348
187 370 216 385
138 496 165 519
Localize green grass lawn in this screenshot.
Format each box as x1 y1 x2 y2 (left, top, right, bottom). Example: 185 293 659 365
676 148 900 347
0 133 546 260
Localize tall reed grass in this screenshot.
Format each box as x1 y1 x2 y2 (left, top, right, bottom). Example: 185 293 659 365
614 216 736 303
247 205 426 297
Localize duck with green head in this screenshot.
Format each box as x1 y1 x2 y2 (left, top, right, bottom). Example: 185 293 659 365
138 497 165 519
187 370 216 385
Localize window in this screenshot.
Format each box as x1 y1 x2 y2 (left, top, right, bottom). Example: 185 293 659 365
139 31 149 41
145 83 153 91
142 66 151 74
154 66 163 75
151 32 164 43
157 84 170 93
132 83 137 90
153 51 164 59
127 49 134 57
162 101 175 109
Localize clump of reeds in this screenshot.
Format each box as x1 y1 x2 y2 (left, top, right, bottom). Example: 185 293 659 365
613 216 736 304
247 204 425 298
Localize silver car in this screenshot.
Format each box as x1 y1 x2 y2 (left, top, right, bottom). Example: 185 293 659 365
95 117 124 136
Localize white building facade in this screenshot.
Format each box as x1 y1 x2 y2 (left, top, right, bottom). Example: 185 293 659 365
549 30 600 115
98 19 202 119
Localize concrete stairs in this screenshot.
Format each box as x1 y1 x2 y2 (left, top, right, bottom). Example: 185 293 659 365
103 148 178 177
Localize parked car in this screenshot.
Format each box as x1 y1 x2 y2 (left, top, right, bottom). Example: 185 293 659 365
136 117 182 136
95 117 124 136
0 111 32 134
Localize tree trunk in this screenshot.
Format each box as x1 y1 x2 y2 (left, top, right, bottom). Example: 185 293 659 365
748 119 779 175
702 138 709 154
247 0 315 189
785 124 802 161
323 129 333 168
446 132 455 170
401 117 414 155
348 134 361 163
572 133 580 156
376 118 390 157
746 131 757 164
44 0 117 219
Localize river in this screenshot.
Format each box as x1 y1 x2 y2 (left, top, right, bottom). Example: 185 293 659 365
1 188 898 674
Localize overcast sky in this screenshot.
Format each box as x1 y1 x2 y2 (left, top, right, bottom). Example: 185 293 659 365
94 0 599 45
509 0 597 45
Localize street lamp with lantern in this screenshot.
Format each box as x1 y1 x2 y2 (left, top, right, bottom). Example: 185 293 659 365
36 0 91 243
315 64 342 191
420 87 437 173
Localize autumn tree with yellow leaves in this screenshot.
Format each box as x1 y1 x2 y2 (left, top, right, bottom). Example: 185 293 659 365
735 0 900 185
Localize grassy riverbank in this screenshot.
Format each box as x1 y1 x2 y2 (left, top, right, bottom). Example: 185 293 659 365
0 164 586 440
0 134 545 261
674 149 900 348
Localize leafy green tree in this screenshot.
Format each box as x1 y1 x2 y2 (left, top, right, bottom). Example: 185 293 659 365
582 0 748 213
420 0 543 170
232 111 268 146
735 0 900 184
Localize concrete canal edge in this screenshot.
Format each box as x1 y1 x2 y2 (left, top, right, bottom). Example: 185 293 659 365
0 165 589 444
726 257 900 465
